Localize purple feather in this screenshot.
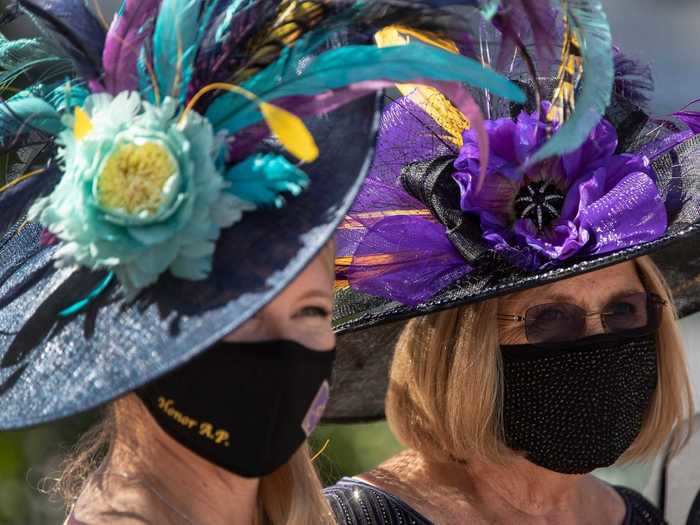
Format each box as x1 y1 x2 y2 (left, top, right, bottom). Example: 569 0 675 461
229 81 398 163
99 0 161 94
18 0 106 81
493 0 558 74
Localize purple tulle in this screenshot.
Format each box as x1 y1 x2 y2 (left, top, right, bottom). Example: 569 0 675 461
453 105 667 269
336 98 464 305
346 215 471 306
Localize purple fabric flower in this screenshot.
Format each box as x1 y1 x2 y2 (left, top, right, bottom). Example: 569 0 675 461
453 106 667 270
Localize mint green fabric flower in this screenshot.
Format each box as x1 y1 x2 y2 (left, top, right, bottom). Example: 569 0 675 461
29 92 253 294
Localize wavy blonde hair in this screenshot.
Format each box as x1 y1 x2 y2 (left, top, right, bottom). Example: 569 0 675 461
52 242 336 525
386 256 694 465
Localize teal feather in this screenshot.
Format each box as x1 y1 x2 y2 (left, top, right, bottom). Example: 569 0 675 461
137 45 152 100
206 39 525 134
480 0 500 20
528 0 613 165
150 0 202 104
213 0 250 43
225 153 310 208
0 35 67 91
1 93 63 136
44 82 89 112
197 0 226 42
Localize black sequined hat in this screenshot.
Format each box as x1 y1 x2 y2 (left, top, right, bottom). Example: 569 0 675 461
328 27 700 419
333 81 700 335
0 0 530 429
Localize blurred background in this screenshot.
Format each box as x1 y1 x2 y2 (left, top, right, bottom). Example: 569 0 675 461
0 0 699 523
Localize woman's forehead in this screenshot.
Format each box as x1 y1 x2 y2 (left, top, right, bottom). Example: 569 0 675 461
500 260 644 308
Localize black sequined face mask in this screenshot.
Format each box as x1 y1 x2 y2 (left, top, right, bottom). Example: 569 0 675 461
500 329 658 474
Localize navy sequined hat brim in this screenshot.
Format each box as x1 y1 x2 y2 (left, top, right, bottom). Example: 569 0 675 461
0 94 380 430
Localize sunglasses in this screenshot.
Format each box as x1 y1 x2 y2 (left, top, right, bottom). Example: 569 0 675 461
497 292 666 344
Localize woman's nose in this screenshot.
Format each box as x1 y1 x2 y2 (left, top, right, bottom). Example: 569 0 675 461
584 315 607 336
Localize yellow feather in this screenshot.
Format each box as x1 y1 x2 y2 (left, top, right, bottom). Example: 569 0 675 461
547 15 583 124
259 102 319 163
74 107 93 141
180 82 318 162
374 25 459 54
233 0 326 83
374 26 468 146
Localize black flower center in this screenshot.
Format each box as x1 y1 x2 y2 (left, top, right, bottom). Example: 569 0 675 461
513 180 565 231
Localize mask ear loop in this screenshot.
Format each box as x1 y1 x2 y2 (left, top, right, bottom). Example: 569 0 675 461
311 438 330 462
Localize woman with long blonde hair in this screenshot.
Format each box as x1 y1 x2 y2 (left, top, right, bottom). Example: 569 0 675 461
0 1 526 523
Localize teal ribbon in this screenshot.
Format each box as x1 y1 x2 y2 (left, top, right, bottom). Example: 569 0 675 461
58 272 115 318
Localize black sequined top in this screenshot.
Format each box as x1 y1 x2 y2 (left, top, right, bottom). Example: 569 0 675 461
324 477 667 525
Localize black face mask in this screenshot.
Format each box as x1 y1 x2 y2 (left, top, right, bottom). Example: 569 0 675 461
138 340 335 478
500 330 658 475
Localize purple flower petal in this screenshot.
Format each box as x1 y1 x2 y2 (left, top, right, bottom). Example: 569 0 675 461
513 219 589 261
454 105 665 269
453 168 518 220
561 118 618 181
578 170 667 255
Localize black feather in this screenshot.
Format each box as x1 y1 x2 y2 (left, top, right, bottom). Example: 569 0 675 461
18 0 105 81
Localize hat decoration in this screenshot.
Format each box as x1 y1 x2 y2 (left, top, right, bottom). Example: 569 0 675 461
0 0 544 429
0 0 527 304
333 7 700 333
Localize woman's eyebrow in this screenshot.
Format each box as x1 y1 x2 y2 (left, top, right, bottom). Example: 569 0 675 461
505 286 647 308
606 287 647 301
295 289 332 303
500 291 577 309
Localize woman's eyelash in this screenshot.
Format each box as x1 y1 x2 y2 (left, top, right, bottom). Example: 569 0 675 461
296 306 330 318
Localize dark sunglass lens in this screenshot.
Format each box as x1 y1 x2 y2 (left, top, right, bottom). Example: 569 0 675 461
525 303 585 343
603 293 660 333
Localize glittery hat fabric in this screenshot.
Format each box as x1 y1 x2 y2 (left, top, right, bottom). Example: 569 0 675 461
0 0 531 429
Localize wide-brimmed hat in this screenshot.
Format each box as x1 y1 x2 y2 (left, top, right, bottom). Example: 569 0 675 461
328 10 700 419
0 0 528 429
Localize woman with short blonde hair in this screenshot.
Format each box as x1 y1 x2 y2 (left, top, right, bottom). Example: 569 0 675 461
388 256 693 469
325 26 700 522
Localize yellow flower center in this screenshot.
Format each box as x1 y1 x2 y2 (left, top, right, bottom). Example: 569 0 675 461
97 142 177 216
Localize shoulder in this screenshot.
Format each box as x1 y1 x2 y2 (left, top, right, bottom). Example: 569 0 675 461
613 486 666 525
324 477 433 525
